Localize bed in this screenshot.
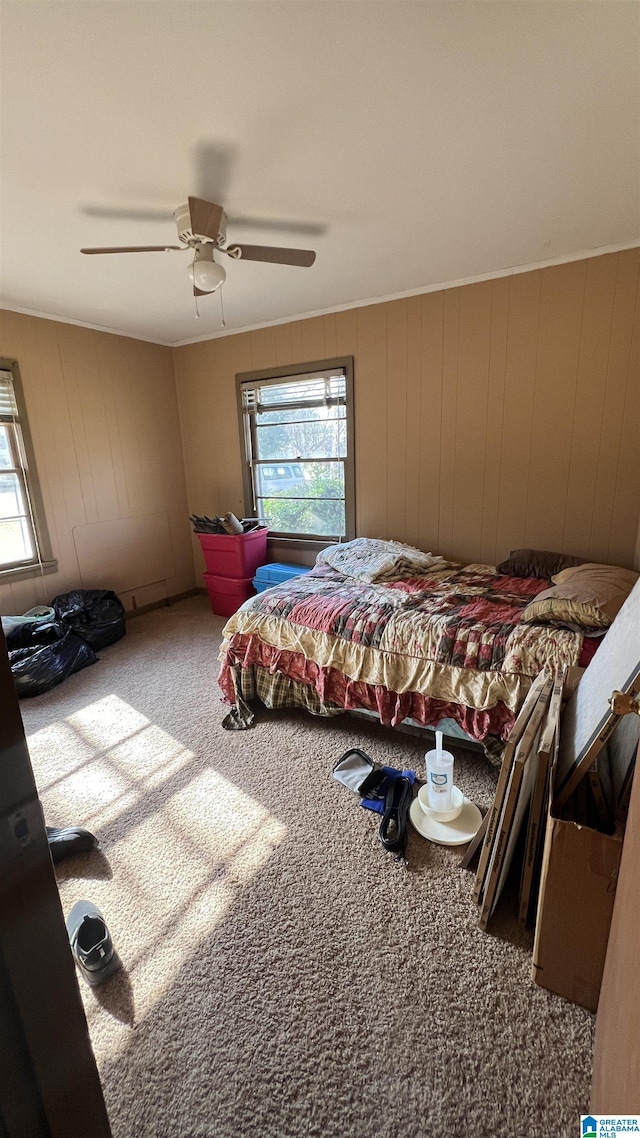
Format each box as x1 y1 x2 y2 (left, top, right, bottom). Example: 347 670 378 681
218 539 612 760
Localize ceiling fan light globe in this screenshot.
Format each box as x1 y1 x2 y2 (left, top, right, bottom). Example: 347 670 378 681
188 259 226 293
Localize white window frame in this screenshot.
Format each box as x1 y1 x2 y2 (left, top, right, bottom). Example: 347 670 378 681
236 357 355 545
0 360 56 582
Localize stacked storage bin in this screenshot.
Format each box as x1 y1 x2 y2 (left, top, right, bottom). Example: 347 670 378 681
252 562 312 592
196 527 268 616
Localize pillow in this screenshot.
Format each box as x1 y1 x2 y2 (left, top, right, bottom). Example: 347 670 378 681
549 563 639 620
521 562 639 631
520 595 611 633
315 538 446 584
496 548 585 579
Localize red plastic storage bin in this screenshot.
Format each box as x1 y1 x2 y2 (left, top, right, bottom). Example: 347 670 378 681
196 527 268 578
203 572 255 617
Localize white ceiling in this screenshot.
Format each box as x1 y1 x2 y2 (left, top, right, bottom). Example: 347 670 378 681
1 1 638 346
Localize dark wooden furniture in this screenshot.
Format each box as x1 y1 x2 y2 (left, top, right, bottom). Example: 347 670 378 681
0 630 112 1138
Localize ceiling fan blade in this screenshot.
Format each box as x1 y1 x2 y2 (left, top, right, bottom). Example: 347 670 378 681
188 197 223 242
81 245 184 254
225 244 316 267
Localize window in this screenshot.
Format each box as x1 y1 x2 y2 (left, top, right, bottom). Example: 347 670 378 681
0 363 55 577
237 358 355 542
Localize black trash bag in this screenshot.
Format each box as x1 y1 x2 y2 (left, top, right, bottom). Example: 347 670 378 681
5 619 67 651
52 589 126 651
10 630 97 698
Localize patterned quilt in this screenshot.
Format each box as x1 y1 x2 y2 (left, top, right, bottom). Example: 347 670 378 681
218 562 585 741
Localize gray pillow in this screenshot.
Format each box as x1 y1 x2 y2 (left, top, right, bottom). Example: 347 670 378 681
496 548 585 580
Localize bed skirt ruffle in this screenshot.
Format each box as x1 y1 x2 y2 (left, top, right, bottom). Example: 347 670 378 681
220 637 513 759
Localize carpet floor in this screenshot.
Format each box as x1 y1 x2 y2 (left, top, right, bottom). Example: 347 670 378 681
22 595 594 1138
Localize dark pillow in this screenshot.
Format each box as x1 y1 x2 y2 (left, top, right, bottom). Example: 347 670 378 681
496 548 586 580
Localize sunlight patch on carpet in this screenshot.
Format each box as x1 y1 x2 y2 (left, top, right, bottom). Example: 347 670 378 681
27 694 287 1060
28 694 196 829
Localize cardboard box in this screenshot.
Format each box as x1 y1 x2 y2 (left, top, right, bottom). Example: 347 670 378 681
532 807 622 1012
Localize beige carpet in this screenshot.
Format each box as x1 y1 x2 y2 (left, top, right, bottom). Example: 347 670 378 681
22 596 593 1137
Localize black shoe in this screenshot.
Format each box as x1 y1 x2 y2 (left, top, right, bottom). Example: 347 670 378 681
66 901 121 987
46 826 98 864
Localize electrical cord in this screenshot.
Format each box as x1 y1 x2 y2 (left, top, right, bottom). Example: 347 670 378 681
378 775 414 865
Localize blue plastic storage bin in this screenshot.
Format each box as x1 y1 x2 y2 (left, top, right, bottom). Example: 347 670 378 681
252 562 312 593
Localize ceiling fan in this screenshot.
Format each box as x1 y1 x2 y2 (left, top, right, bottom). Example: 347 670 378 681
80 196 316 296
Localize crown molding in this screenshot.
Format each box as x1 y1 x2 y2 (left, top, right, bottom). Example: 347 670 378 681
172 239 640 347
2 239 638 349
0 303 171 346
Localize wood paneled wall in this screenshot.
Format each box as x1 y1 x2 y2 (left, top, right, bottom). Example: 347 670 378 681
0 311 194 615
1 249 638 618
174 249 640 572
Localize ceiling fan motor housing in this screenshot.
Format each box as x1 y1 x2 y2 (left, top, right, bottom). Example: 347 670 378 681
174 202 226 246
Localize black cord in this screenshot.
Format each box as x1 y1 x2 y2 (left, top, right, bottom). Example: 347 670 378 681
378 776 414 864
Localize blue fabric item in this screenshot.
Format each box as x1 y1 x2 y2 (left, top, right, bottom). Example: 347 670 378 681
252 563 312 592
360 765 417 814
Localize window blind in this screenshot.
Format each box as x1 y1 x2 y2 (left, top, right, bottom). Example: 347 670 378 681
241 369 347 412
0 370 19 421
